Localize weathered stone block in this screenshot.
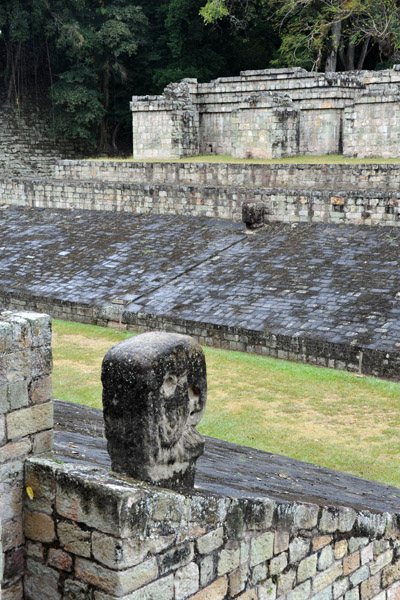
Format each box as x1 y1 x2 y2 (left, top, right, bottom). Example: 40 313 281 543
102 332 206 490
7 402 53 440
24 510 55 543
57 520 91 558
75 556 158 595
250 532 274 567
298 553 318 582
197 528 224 555
175 561 199 599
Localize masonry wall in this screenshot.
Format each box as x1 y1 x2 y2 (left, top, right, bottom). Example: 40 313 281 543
1 177 399 226
0 311 53 600
53 160 400 191
1 292 399 380
24 456 400 600
344 91 400 158
0 97 79 178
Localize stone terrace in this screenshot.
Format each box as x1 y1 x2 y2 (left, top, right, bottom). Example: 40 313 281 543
0 206 399 378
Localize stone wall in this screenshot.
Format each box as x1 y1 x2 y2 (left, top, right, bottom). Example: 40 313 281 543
0 311 53 600
130 67 400 159
344 89 400 158
1 176 399 226
53 160 400 190
2 292 399 380
0 95 81 178
231 94 299 159
23 456 400 600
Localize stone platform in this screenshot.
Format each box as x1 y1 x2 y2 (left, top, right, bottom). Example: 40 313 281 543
1 206 400 377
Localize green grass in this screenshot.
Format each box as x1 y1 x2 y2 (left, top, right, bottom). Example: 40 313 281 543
89 153 400 165
52 319 400 487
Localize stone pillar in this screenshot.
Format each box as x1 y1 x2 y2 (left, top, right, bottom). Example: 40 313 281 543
130 81 199 160
0 311 53 600
102 331 207 490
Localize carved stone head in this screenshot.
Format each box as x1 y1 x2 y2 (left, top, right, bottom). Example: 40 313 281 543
101 332 207 490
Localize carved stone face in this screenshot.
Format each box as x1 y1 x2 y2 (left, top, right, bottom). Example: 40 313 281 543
101 332 207 490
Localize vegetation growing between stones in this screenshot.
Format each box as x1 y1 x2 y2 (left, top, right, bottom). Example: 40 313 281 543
52 319 400 488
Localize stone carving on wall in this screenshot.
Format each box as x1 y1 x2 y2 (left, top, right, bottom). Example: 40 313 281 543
102 331 207 490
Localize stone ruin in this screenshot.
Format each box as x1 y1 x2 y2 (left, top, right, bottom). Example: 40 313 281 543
3 310 400 599
130 66 400 160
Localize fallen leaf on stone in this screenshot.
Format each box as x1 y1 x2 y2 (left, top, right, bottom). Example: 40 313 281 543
277 473 291 480
26 486 34 500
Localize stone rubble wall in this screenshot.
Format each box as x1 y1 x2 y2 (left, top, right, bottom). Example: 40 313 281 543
23 456 400 600
130 67 400 159
0 311 53 600
1 176 399 226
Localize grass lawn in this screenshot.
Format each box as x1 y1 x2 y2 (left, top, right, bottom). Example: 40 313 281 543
90 154 400 165
52 319 400 488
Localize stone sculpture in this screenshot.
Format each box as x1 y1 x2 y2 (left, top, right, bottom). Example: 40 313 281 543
101 331 207 490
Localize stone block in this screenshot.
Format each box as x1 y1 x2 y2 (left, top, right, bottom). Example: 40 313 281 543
175 562 199 599
218 544 241 575
24 511 55 543
334 540 348 560
361 543 374 566
47 548 72 572
93 530 152 570
270 552 288 575
388 582 400 600
290 537 311 563
349 566 370 587
343 552 360 575
197 527 223 555
31 376 52 405
258 580 277 600
382 561 400 587
189 576 228 600
7 402 53 440
200 555 215 588
274 530 290 555
7 380 29 411
319 546 334 570
159 542 194 575
278 569 296 596
298 554 318 582
361 574 381 600
75 556 158 595
24 558 60 600
250 532 274 567
295 504 319 529
370 549 393 575
57 520 91 558
314 536 332 551
313 562 343 594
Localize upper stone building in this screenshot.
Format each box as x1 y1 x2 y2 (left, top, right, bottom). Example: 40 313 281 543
130 66 400 160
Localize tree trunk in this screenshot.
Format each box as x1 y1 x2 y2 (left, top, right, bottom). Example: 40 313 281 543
325 21 341 72
111 122 121 153
357 37 370 70
7 42 22 104
98 59 111 153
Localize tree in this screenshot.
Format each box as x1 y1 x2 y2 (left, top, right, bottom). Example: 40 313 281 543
45 0 147 152
200 0 400 71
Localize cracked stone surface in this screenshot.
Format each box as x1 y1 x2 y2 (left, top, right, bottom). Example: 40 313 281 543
1 207 400 354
